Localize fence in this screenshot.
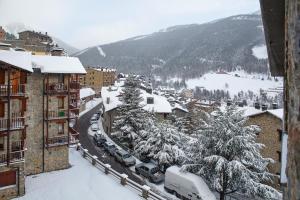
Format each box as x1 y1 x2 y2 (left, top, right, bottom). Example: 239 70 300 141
76 143 166 200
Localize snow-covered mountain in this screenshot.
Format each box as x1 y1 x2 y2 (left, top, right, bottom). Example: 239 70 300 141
73 12 268 79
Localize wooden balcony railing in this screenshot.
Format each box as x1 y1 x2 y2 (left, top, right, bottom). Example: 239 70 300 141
0 84 26 96
45 83 68 94
0 150 25 165
45 109 68 120
46 135 68 147
69 82 80 90
0 117 25 131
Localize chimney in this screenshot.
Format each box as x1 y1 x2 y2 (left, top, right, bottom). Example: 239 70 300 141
45 32 48 35
147 97 154 104
254 102 260 109
272 103 278 109
261 104 268 111
106 97 110 104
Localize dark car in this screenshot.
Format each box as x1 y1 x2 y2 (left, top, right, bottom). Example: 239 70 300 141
135 163 164 183
93 132 107 147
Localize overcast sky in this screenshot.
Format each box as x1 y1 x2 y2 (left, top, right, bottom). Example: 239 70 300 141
0 0 260 49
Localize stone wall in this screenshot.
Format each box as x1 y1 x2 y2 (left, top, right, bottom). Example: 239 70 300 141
285 0 300 199
0 162 25 200
247 113 282 190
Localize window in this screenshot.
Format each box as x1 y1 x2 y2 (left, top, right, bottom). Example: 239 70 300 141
0 137 4 150
58 97 64 109
58 74 64 83
0 170 16 188
277 129 282 141
58 123 64 134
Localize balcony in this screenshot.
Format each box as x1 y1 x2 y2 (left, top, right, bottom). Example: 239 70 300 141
69 82 80 93
69 127 79 144
0 84 26 97
45 109 68 120
0 150 25 165
0 117 25 132
45 83 68 95
46 135 68 148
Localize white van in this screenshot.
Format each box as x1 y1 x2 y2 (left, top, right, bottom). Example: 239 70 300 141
164 166 216 200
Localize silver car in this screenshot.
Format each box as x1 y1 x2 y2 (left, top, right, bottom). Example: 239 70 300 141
114 150 136 166
135 163 164 183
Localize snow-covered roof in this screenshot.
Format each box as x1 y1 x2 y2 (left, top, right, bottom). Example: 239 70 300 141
32 55 86 74
0 50 86 74
80 88 95 99
218 105 283 121
101 86 172 113
0 50 33 72
141 89 172 113
172 103 188 113
15 148 142 200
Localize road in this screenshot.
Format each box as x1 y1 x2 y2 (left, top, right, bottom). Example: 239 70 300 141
76 104 144 185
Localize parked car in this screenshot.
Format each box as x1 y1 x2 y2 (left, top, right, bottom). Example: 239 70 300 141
93 132 107 147
135 163 164 183
114 149 136 166
90 116 98 124
91 123 99 131
103 142 118 156
164 166 216 200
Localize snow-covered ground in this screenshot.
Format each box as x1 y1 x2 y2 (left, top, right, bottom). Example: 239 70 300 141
15 148 143 200
79 98 102 117
185 71 282 96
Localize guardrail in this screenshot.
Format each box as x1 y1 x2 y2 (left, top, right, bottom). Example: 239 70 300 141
75 143 166 200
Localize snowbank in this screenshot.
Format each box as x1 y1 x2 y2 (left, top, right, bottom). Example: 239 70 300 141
15 148 142 200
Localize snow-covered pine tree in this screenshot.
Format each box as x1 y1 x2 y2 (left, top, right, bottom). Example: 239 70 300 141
183 105 281 200
135 122 186 171
112 75 153 148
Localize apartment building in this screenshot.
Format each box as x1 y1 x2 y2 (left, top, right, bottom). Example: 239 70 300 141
80 67 116 93
0 50 85 199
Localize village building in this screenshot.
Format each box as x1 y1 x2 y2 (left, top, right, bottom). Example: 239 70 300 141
101 84 172 134
0 30 57 55
260 0 300 199
187 99 219 113
80 67 116 94
244 107 284 190
0 50 85 199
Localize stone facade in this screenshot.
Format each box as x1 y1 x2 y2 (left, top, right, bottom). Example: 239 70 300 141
247 112 282 190
25 73 71 175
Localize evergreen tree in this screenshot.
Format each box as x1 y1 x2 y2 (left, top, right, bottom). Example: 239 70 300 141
135 122 186 171
183 106 280 200
112 75 153 148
